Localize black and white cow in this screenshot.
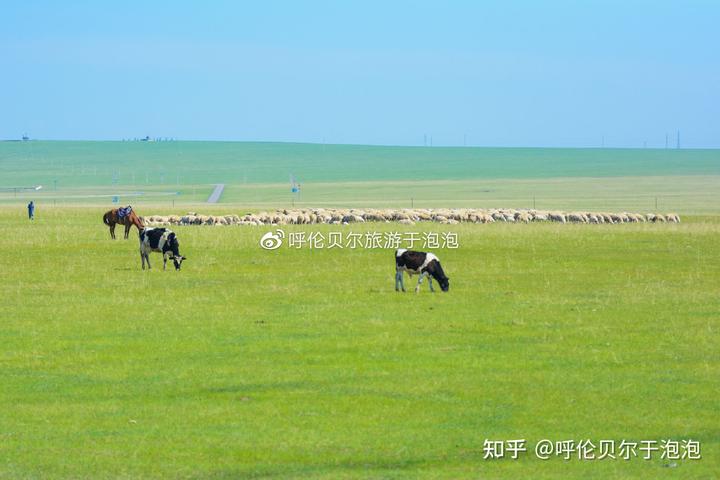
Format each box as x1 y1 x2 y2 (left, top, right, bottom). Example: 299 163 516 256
395 249 450 293
139 227 187 270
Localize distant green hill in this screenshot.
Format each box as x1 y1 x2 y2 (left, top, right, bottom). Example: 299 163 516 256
2 141 719 212
1 141 719 188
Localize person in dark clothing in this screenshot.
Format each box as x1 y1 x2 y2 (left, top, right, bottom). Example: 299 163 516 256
28 201 35 220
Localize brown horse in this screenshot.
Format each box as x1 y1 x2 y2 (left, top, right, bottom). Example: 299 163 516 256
103 208 145 239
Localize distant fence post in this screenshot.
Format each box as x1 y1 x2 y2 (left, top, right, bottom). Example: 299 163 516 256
533 196 536 209
411 198 414 208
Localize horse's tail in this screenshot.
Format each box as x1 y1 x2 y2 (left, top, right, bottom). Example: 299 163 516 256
103 211 112 225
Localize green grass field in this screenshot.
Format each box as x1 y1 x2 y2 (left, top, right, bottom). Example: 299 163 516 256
2 142 719 213
1 207 718 478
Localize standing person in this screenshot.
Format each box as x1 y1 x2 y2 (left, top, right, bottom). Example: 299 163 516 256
27 201 35 220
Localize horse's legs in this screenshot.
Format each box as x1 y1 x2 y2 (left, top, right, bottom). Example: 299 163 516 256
110 224 116 240
124 223 131 239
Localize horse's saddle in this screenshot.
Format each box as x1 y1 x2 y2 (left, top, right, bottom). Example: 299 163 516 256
118 206 132 218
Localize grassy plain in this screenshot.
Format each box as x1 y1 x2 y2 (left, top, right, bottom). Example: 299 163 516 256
1 141 719 213
1 207 718 478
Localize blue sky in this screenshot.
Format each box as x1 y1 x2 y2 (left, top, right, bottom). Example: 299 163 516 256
1 1 718 147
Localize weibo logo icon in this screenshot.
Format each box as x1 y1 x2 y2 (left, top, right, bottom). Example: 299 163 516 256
259 230 285 250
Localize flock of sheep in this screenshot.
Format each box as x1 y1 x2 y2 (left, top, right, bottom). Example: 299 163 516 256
140 208 680 227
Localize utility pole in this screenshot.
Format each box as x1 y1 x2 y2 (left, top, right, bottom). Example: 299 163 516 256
665 133 668 149
676 130 680 149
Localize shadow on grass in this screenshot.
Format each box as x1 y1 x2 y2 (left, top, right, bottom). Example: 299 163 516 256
202 381 311 395
207 455 434 479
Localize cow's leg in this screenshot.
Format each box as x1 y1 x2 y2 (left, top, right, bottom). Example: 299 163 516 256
428 276 435 292
395 270 402 292
415 272 426 293
145 253 151 270
399 271 406 292
141 252 145 270
163 253 168 271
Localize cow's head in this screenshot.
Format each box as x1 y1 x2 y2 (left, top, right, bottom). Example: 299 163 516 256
428 260 450 292
171 255 187 270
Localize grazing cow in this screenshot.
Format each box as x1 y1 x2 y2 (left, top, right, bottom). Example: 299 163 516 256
395 249 450 293
139 228 187 270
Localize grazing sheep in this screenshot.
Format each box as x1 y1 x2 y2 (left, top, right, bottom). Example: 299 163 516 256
567 213 586 223
140 208 674 229
515 212 531 223
549 212 566 223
